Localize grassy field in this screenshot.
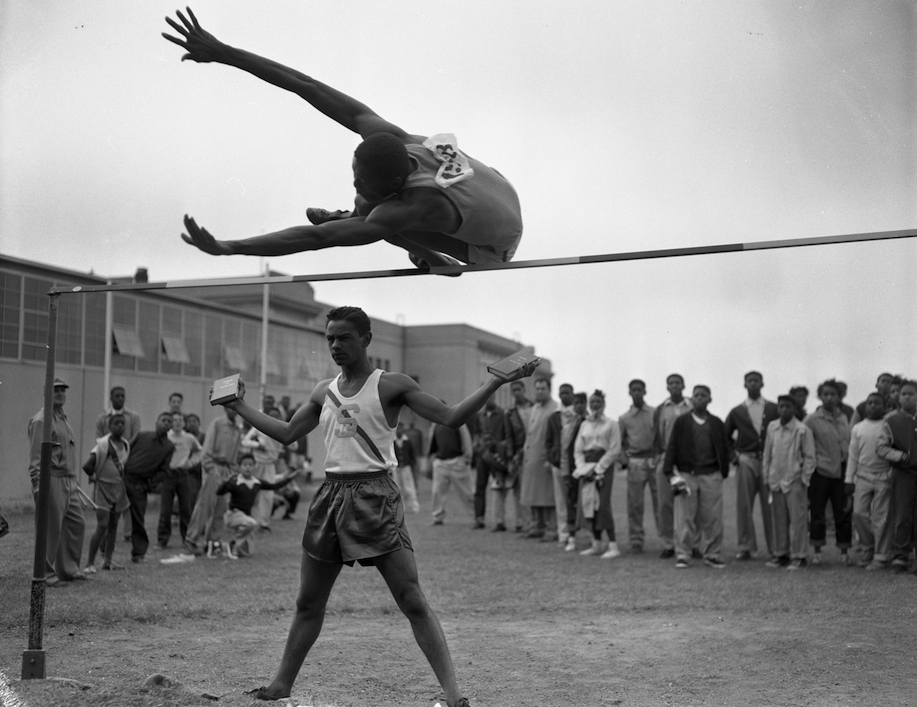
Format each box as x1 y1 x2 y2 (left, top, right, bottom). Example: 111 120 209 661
1 472 915 707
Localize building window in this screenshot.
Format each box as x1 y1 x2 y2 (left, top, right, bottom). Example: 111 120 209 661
55 292 83 365
204 315 222 379
22 277 53 361
83 293 106 367
223 344 247 371
183 309 203 377
111 325 145 358
162 335 191 365
137 301 160 373
0 271 21 359
160 306 185 375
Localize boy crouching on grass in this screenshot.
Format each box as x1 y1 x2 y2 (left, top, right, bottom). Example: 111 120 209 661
762 395 816 571
217 453 294 559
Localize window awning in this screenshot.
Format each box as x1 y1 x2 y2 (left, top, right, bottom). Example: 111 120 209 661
111 326 145 357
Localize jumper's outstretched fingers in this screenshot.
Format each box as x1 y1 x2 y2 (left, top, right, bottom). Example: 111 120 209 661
181 215 232 255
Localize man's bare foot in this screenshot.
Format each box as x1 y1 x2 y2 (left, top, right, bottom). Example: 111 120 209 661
245 686 291 701
306 208 352 225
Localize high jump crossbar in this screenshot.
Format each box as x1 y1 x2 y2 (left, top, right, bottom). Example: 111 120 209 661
48 227 917 295
23 223 917 679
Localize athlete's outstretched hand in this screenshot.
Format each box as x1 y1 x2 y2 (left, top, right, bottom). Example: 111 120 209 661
181 215 235 255
162 7 226 63
502 359 541 383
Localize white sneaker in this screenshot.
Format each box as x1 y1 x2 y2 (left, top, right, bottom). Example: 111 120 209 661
564 537 577 552
811 552 822 565
160 554 195 565
601 542 621 559
580 541 606 556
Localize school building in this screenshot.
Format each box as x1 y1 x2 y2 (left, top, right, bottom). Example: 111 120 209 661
0 254 551 503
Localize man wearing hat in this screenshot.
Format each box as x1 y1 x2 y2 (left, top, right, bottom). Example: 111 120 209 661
28 377 87 585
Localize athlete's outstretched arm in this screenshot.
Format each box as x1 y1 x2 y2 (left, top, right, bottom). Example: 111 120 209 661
392 361 540 429
162 7 421 141
181 212 402 256
223 379 321 445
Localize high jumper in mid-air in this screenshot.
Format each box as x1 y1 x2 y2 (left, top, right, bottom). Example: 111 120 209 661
162 7 523 271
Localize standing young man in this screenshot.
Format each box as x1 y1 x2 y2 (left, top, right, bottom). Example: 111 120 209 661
877 379 917 574
724 371 779 562
220 306 536 706
803 379 852 565
28 377 86 584
662 385 730 569
653 374 693 558
618 379 658 554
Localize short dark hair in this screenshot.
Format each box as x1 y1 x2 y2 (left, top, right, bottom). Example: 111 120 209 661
899 379 917 394
169 392 183 401
510 380 526 390
776 394 795 405
186 413 200 423
108 412 125 422
789 386 809 396
354 133 411 187
817 379 841 397
666 373 684 385
573 392 587 403
535 378 551 390
326 306 372 336
238 452 255 465
866 391 885 402
110 385 125 395
877 372 894 384
744 371 763 382
693 385 711 396
559 383 574 392
157 411 174 422
628 379 646 391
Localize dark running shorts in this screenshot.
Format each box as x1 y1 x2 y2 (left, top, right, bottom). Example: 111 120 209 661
302 470 413 566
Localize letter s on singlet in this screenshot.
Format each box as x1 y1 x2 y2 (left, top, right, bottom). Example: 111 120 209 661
334 404 360 438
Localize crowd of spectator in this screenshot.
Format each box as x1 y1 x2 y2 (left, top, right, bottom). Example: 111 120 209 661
17 370 917 585
415 371 917 576
25 385 311 585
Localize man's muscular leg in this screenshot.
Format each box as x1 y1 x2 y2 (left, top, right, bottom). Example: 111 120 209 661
260 552 342 699
374 547 464 707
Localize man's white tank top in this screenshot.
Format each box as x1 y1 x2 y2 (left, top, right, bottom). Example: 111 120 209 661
320 369 397 473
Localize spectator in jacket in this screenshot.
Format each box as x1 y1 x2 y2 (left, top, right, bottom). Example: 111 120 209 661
803 379 852 565
663 385 729 569
724 371 779 562
123 413 176 563
653 374 694 559
876 379 917 574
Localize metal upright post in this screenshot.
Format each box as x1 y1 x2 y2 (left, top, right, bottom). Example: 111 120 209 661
22 292 60 679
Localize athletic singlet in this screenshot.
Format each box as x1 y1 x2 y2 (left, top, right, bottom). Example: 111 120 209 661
403 139 523 262
319 369 397 474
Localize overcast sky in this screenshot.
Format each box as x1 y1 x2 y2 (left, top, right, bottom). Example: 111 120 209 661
2 1 915 415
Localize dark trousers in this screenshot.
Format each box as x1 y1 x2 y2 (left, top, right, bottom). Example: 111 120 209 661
565 475 578 526
188 466 202 510
891 468 917 562
808 472 852 549
158 470 192 546
124 476 153 559
474 462 489 520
